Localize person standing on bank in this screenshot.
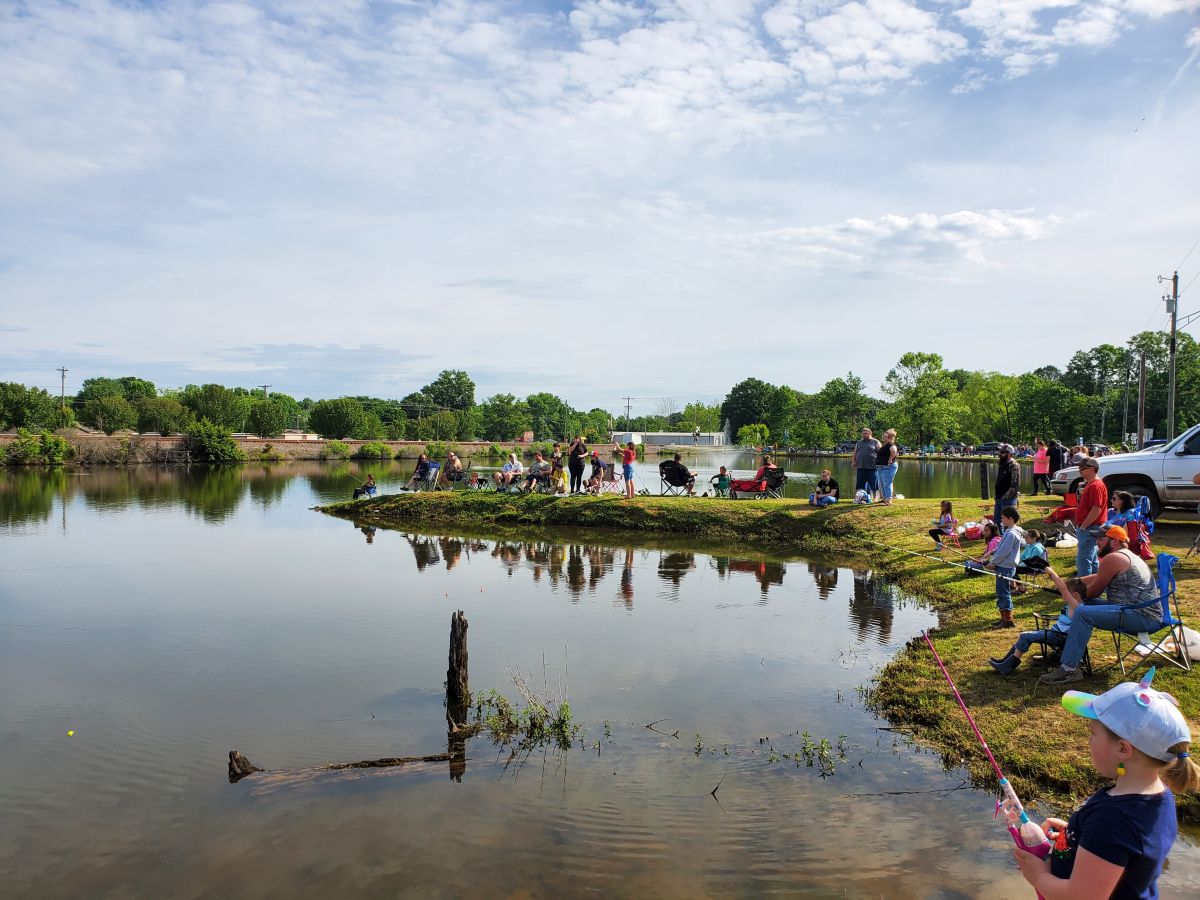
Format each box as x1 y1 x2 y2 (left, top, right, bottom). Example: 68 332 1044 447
875 428 899 505
622 441 637 499
1032 439 1051 495
568 435 588 494
993 444 1020 530
853 427 881 497
1074 456 1109 577
1048 439 1066 478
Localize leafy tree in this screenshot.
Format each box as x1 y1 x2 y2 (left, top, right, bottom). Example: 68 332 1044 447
422 370 475 410
308 398 367 439
677 401 721 433
454 406 482 441
736 423 769 446
579 408 612 443
187 419 246 463
0 383 58 429
82 395 138 434
412 410 457 440
247 400 290 438
354 411 387 440
479 393 532 441
816 372 877 439
764 385 799 441
118 376 157 402
75 377 126 405
1031 365 1063 382
180 384 251 430
721 378 775 436
526 392 576 439
135 396 191 435
1012 375 1087 442
957 372 1019 442
882 352 966 446
787 392 835 449
400 391 438 419
352 396 408 430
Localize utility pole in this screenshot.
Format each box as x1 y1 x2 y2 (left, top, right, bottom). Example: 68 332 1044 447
1136 352 1147 450
1121 347 1132 444
257 384 271 399
56 367 68 412
1161 270 1180 440
621 396 633 431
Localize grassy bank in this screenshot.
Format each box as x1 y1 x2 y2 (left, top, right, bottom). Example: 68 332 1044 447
320 491 1200 818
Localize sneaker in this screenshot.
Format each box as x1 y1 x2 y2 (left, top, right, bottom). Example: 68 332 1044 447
1038 666 1083 685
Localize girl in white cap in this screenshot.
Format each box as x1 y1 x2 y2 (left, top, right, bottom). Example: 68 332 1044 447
1014 668 1199 898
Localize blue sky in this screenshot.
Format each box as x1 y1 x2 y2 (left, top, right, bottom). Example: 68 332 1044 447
2 0 1199 416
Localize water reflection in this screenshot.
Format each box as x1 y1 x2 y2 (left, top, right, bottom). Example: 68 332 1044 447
850 569 896 645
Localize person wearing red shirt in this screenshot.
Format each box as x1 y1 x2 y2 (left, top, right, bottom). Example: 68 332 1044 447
621 442 637 499
1074 457 1108 576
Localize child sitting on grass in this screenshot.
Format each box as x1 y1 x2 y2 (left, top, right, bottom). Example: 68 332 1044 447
988 575 1088 676
1014 670 1199 899
963 522 1000 575
928 500 956 547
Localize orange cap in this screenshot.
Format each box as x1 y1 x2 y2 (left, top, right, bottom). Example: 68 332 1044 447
1105 525 1129 541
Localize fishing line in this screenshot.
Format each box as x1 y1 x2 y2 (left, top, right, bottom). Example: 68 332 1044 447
853 536 1049 591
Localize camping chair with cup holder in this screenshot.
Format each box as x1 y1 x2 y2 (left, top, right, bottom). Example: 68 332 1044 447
659 460 695 497
412 461 440 492
1103 553 1192 675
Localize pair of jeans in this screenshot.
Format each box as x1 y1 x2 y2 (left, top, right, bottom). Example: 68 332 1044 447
1059 604 1163 670
1015 629 1067 654
1075 529 1099 576
876 463 898 500
995 566 1015 611
855 468 876 493
993 497 1018 530
811 494 837 506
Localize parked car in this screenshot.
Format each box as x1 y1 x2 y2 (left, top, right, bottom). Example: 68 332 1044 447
942 441 966 453
833 441 856 453
974 441 1004 455
1050 425 1200 517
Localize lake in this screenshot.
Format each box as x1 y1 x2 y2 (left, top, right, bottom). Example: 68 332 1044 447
1 464 1196 898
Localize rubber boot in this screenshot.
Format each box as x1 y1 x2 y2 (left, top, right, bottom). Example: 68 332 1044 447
989 646 1015 665
989 653 1021 676
1000 609 1016 629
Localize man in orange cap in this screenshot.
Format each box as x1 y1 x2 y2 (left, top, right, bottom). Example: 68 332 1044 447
1039 524 1162 684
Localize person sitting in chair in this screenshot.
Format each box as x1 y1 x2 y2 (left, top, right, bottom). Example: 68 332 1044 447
710 466 731 497
522 452 552 492
493 453 523 488
1039 525 1162 685
439 451 464 487
659 453 696 495
988 576 1089 676
754 454 779 482
407 455 430 490
585 451 605 493
353 473 377 500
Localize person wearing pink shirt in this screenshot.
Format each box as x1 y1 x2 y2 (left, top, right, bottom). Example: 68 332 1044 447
1032 439 1051 495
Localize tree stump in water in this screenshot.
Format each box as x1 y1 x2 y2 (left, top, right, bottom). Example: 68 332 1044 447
447 610 469 781
228 750 263 783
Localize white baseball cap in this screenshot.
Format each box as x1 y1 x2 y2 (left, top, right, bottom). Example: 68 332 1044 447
1062 668 1191 763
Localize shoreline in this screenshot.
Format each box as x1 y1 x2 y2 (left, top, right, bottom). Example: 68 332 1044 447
319 491 1200 820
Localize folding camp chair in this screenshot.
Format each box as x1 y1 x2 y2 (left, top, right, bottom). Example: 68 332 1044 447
1108 553 1191 674
436 462 469 491
412 461 440 492
659 461 693 496
596 464 625 495
763 468 789 499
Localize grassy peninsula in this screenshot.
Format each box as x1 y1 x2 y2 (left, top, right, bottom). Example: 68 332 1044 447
320 491 1200 818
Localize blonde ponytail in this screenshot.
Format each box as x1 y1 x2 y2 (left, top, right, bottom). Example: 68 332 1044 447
1162 742 1200 794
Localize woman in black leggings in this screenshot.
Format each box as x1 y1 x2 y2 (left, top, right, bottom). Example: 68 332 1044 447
568 435 588 494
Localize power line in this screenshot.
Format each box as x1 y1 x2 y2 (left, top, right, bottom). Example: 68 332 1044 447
1178 234 1200 272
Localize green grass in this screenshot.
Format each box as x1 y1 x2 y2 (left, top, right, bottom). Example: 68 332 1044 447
318 491 1200 818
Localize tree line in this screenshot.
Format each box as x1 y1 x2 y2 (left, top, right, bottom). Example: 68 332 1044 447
1 328 1194 444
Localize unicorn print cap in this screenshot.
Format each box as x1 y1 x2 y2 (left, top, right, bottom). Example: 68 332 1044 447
1062 668 1191 763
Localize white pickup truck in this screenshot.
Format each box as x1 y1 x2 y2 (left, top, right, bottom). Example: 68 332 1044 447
1050 424 1200 517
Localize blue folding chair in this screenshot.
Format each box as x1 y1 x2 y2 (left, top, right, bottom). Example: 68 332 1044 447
413 461 440 492
1109 553 1191 674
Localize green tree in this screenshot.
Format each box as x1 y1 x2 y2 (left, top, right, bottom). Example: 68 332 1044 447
816 372 877 439
247 400 290 438
526 392 576 439
736 423 769 446
479 393 532 441
180 384 251 430
882 352 966 446
308 398 367 439
354 411 387 440
422 370 475 410
1012 374 1088 442
958 372 1019 442
764 385 799 442
118 376 157 402
0 383 58 429
187 419 246 463
135 396 191 435
75 377 125 405
412 410 457 440
83 395 138 434
400 391 437 419
720 378 775 435
677 401 721 433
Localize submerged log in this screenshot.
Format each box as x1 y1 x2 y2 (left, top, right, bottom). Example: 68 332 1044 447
227 747 471 788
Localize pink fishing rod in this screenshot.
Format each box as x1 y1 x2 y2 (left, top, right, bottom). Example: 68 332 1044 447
922 631 1052 869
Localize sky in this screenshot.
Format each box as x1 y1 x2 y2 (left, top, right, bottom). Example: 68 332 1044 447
2 0 1199 417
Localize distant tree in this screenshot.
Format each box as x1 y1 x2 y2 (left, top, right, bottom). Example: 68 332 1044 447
118 377 157 402
526 392 576 439
736 423 769 446
882 352 966 446
83 395 137 434
401 391 437 419
75 377 126 405
412 410 457 441
135 396 191 435
677 401 721 433
247 400 290 438
817 372 876 436
0 383 58 430
422 370 475 411
180 384 251 430
354 411 387 440
721 378 775 436
479 394 532 441
1030 365 1063 383
308 398 367 439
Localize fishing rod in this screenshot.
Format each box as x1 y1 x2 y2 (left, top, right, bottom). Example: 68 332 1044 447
922 631 1053 875
856 537 1047 591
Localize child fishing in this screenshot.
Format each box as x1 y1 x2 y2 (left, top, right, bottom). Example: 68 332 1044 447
929 500 956 547
988 575 1088 677
964 522 1000 575
1014 669 1199 898
988 508 1025 629
1013 529 1048 594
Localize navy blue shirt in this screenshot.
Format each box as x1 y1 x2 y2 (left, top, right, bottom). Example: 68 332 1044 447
1050 788 1177 899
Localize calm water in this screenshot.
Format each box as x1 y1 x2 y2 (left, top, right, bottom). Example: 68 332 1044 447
1 464 1196 898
